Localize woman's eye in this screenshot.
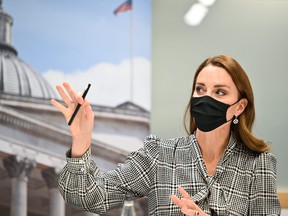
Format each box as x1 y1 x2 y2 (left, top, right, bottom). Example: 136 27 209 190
195 86 205 93
216 89 226 96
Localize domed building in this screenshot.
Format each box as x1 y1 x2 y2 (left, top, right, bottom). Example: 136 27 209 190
0 2 149 216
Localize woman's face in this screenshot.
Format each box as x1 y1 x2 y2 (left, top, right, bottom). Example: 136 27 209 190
193 65 243 121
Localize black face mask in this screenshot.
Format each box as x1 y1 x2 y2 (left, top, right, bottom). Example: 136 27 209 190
190 95 239 132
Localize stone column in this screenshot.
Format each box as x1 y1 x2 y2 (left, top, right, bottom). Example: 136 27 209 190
41 168 65 216
3 155 35 216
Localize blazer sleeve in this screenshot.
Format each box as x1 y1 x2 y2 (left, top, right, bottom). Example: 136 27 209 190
249 152 281 215
58 135 159 214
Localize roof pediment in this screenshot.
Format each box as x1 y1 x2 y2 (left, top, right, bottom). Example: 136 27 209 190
116 101 148 113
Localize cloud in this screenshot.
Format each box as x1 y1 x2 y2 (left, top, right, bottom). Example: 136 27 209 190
43 57 151 111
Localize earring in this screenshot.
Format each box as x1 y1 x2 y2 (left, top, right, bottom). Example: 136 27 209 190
233 116 239 125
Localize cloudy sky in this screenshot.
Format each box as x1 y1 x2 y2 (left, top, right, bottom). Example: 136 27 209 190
4 0 151 110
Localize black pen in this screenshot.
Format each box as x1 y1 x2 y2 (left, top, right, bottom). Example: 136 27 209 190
68 84 91 125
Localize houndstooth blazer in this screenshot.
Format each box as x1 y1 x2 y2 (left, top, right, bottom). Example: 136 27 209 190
58 132 281 215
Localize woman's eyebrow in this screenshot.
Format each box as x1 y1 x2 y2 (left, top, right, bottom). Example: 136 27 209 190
214 84 230 89
195 82 205 86
196 82 230 89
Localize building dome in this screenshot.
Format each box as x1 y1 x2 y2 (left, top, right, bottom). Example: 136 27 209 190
0 2 56 99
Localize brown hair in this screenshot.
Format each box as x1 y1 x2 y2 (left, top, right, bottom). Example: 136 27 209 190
184 55 270 153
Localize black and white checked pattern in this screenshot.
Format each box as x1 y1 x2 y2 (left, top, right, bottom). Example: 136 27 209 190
58 133 281 215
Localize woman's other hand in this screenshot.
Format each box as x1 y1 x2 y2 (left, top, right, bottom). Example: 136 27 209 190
171 186 208 216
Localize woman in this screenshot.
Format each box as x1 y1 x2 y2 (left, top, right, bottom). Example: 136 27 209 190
51 55 281 215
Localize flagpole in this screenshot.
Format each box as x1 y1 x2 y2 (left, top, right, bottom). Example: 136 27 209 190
129 0 134 103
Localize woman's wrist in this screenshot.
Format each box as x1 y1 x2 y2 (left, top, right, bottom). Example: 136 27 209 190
71 137 91 158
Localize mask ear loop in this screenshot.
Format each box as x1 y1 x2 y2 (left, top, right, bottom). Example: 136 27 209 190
230 98 242 107
227 98 242 123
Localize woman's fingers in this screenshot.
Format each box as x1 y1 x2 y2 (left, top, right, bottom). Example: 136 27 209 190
63 82 80 104
84 101 94 121
50 99 67 114
171 186 207 216
56 84 74 106
178 186 202 210
55 82 88 108
51 83 87 122
171 195 199 216
181 198 199 210
178 186 191 199
170 195 185 208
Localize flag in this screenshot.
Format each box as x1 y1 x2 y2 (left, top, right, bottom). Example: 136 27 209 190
113 0 132 15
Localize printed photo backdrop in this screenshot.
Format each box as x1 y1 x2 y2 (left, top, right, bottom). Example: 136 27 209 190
5 0 151 110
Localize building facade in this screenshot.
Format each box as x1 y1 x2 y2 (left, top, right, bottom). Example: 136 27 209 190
0 3 149 216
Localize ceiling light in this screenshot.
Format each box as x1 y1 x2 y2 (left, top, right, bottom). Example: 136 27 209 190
184 3 208 26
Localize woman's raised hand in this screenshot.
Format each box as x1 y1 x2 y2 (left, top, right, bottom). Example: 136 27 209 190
50 82 94 157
